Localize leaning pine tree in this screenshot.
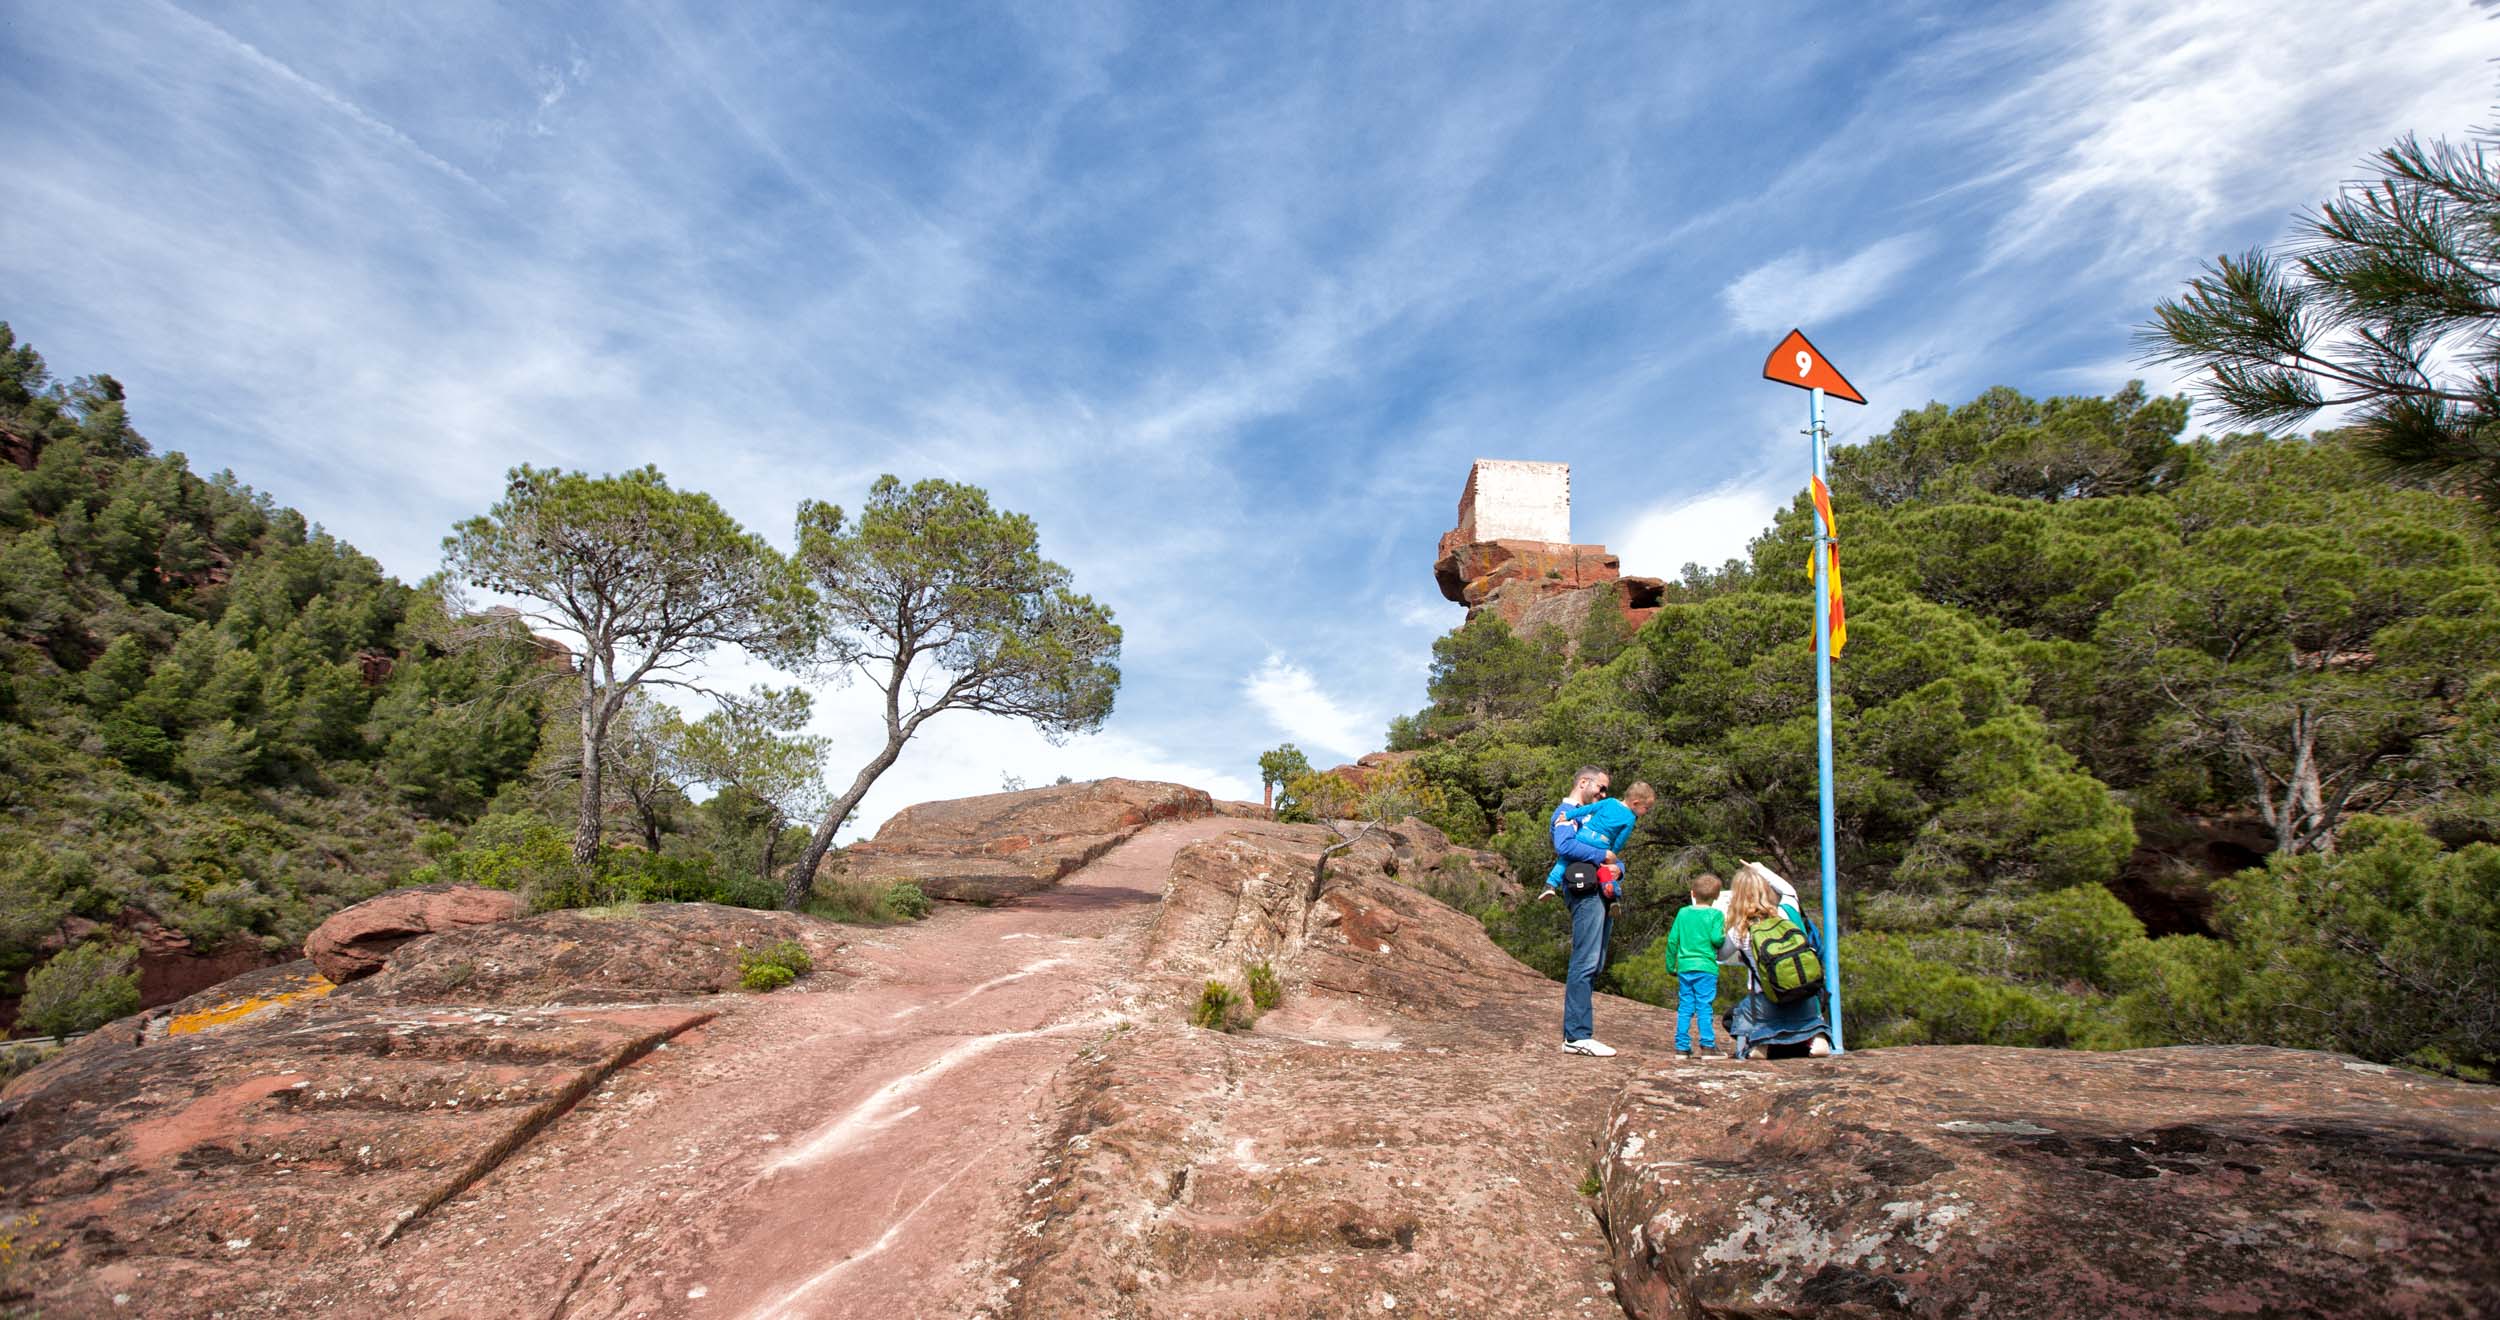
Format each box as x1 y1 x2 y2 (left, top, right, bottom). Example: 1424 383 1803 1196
782 476 1120 909
444 465 805 868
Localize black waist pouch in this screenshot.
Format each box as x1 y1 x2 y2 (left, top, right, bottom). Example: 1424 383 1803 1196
1560 860 1603 898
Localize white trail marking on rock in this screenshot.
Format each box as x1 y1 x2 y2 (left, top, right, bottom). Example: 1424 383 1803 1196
887 957 1069 1020
738 1171 968 1320
764 1014 1112 1174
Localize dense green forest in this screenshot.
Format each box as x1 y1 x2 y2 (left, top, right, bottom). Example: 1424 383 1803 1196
0 324 525 983
1382 385 2500 1079
0 325 866 1034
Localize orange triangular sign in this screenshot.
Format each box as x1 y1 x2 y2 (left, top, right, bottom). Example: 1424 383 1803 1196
1762 329 1866 404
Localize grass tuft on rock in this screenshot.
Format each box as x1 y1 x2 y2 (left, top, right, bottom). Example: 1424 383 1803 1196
1191 980 1243 1031
1246 961 1281 1011
737 938 814 992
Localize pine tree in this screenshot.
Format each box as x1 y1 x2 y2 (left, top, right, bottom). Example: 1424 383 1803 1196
2144 131 2500 505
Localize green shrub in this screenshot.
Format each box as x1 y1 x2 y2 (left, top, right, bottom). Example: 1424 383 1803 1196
1191 980 1242 1030
736 938 813 992
707 869 784 910
740 961 796 992
2115 819 2500 1079
1609 934 1678 1008
1246 961 1281 1011
600 849 730 904
1845 932 2133 1050
19 939 141 1037
2012 884 2145 989
430 812 576 903
803 879 933 926
884 881 932 921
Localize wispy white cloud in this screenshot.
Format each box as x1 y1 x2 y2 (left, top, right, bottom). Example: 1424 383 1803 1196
1721 234 1932 337
1242 655 1379 761
152 0 501 202
1613 477 1790 582
1973 0 2500 275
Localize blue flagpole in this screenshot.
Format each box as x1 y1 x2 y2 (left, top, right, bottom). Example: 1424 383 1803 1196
1811 385 1845 1053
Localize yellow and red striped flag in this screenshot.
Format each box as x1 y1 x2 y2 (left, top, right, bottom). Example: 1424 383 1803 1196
1807 476 1847 656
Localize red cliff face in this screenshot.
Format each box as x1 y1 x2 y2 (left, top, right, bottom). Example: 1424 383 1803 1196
0 420 41 471
1433 523 1663 638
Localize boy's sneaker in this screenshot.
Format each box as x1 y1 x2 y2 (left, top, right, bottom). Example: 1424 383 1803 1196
1675 1048 1693 1059
1808 1034 1834 1057
1562 1039 1618 1057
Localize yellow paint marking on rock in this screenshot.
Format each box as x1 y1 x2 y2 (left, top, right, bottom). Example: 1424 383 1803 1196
165 973 336 1036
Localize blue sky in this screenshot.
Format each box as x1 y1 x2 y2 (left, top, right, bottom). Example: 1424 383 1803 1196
4 0 2496 834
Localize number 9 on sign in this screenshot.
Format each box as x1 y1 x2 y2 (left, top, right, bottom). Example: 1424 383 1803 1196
1760 328 1867 404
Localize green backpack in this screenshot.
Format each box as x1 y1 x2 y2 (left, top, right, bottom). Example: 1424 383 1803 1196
1748 910 1824 1004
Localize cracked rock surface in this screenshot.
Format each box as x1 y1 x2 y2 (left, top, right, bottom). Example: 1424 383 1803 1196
1599 1044 2500 1318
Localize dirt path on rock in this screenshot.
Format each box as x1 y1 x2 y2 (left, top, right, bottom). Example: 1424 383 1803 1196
276 818 1242 1320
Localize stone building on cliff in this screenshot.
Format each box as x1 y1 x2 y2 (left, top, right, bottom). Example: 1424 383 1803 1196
1433 457 1664 647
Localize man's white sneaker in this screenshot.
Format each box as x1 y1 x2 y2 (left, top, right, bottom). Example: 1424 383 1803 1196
1562 1038 1618 1057
1808 1034 1834 1057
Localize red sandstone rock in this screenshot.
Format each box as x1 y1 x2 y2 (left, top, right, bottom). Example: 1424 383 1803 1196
0 420 38 471
1430 460 1664 643
302 882 526 983
847 776 1215 901
0 903 831 1316
9 806 2482 1320
1433 535 1622 608
1003 822 1678 1315
1600 1044 2500 1318
1317 748 1418 793
1503 574 1666 637
347 901 821 1005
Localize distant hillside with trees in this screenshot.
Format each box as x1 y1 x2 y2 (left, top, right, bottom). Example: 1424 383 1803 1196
0 322 1122 1039
0 323 559 1029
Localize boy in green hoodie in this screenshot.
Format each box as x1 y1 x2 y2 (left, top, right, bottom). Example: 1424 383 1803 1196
1666 873 1726 1058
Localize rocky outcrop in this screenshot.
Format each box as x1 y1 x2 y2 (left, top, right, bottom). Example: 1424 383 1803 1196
847 776 1215 901
7 800 2494 1320
1315 811 1516 901
0 419 38 471
0 903 832 1316
1600 1044 2500 1318
302 882 526 983
1000 822 1678 1315
4 912 279 1036
349 902 816 1005
1317 748 1418 791
1142 824 1556 1030
1431 460 1664 641
1434 535 1624 605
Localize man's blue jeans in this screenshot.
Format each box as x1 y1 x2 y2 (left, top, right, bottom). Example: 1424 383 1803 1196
1676 970 1719 1052
1562 890 1612 1041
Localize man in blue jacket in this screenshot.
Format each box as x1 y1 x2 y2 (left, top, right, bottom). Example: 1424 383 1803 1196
1540 766 1651 1056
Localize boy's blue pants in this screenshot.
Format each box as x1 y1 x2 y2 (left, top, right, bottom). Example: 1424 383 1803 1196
1675 970 1718 1051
